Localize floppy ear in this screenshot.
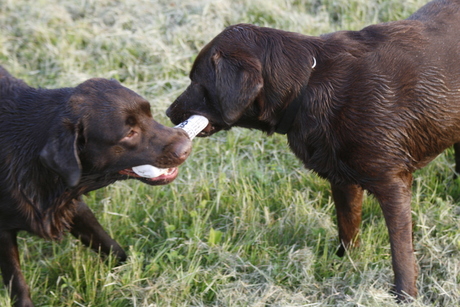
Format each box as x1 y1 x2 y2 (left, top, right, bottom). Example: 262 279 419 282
213 51 263 125
40 122 81 187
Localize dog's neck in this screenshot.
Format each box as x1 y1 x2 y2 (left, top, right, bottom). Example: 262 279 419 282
274 57 316 134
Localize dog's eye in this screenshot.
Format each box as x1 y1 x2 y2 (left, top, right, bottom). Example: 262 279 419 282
120 129 139 144
125 130 137 139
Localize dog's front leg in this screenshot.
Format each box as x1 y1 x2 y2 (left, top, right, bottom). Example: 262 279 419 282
331 183 364 257
70 200 127 263
0 230 34 307
453 142 460 178
372 172 417 302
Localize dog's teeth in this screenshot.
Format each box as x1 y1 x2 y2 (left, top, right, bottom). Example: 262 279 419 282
174 115 209 140
132 165 168 178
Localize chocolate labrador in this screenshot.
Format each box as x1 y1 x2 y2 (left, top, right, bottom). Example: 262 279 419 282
167 0 460 301
0 66 192 307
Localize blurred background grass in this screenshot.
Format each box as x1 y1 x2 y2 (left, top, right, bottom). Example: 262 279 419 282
0 0 459 306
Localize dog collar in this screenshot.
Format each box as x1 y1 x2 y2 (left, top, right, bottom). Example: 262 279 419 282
274 87 305 134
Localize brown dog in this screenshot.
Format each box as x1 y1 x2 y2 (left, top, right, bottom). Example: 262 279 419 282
167 0 460 301
0 66 192 307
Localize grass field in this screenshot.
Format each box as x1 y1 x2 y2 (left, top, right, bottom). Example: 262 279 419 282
1 0 459 306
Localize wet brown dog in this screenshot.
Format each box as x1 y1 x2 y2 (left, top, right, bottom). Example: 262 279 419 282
0 66 192 307
167 0 460 301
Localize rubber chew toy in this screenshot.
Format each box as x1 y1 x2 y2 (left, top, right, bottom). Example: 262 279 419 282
173 115 210 141
132 115 209 178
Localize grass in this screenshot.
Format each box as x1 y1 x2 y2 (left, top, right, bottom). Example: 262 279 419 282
0 0 459 306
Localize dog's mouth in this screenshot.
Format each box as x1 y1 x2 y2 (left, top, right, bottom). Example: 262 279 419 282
196 122 222 137
118 167 179 185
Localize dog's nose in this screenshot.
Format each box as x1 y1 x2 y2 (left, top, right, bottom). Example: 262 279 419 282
165 106 172 118
171 136 192 164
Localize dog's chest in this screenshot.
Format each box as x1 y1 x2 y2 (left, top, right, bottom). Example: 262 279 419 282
288 132 359 185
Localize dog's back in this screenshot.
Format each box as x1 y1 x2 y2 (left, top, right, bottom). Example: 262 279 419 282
407 0 460 79
408 0 460 24
0 66 31 97
0 66 12 78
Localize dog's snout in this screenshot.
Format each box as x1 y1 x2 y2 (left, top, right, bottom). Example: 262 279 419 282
165 103 184 125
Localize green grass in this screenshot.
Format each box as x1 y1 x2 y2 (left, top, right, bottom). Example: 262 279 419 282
1 0 459 306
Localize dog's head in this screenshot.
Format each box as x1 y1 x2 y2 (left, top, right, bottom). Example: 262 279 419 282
167 24 317 135
40 78 192 188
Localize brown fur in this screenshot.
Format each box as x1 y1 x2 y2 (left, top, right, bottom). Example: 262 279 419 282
0 66 192 307
167 0 460 301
